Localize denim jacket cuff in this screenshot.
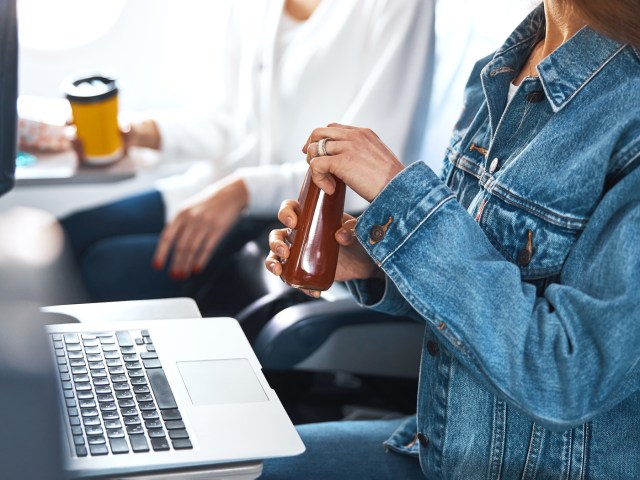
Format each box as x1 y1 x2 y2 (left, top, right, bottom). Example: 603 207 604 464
346 277 414 317
355 161 455 266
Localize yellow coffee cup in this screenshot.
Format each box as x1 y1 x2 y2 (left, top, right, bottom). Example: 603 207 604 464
63 74 123 165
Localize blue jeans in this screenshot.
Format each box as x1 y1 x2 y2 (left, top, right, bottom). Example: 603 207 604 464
60 189 277 316
261 419 423 479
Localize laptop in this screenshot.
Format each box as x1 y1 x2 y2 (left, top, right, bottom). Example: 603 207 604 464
46 317 305 479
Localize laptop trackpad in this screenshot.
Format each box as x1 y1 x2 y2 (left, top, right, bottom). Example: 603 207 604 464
177 359 268 406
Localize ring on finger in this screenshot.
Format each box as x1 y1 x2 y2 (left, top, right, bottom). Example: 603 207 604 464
317 137 331 157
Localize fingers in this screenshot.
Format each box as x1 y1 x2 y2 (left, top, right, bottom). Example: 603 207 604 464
335 217 357 246
302 126 351 154
306 139 344 160
153 216 213 279
170 227 210 277
192 234 220 273
307 154 349 195
278 199 300 228
265 250 283 277
268 227 291 262
266 227 291 278
153 218 182 272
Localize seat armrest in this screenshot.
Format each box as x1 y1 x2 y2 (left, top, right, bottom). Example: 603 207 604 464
254 298 422 374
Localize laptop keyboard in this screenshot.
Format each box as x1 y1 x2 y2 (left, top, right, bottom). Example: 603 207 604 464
51 329 193 456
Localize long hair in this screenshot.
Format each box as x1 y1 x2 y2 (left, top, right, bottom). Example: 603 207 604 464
569 0 640 46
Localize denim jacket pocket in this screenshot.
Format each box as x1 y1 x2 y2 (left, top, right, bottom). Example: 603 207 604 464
478 196 584 280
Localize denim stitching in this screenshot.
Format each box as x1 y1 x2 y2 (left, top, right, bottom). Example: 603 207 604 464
379 194 456 266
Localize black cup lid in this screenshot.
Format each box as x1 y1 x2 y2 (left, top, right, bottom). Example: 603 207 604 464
63 75 118 103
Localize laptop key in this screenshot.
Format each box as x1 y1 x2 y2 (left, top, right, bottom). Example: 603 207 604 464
101 411 119 420
140 352 158 360
107 428 125 439
171 438 193 450
161 409 182 421
129 434 150 453
165 420 185 430
64 333 80 344
126 425 144 435
150 437 170 452
76 445 88 457
168 429 189 440
109 437 129 454
142 358 162 369
142 410 159 420
87 435 106 445
116 331 134 347
123 416 141 426
144 418 162 429
148 429 166 439
73 435 85 446
89 444 108 456
104 419 122 429
146 368 177 410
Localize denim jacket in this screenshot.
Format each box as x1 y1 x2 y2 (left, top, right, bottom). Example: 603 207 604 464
348 6 640 479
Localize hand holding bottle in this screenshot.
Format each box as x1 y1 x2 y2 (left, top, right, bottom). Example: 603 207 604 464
265 198 381 297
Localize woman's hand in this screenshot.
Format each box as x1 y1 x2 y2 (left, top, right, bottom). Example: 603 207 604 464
265 199 381 297
303 123 405 202
153 176 248 279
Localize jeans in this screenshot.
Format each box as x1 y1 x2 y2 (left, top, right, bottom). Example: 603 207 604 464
261 419 423 480
61 189 278 316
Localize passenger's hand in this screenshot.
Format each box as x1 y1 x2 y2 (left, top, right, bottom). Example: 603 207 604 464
265 199 381 297
69 118 160 162
153 176 249 279
303 123 405 202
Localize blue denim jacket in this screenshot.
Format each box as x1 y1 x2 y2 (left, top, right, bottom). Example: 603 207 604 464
348 6 640 479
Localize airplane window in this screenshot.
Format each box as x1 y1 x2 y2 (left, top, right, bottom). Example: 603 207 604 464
17 0 127 50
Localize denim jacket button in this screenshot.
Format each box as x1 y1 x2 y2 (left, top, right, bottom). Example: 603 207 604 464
426 341 439 356
489 158 500 174
417 433 429 448
526 91 545 103
369 225 386 244
517 248 532 266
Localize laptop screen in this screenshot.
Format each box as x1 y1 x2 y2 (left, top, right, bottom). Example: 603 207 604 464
0 0 18 197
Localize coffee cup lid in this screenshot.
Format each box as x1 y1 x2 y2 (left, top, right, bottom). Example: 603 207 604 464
63 74 118 103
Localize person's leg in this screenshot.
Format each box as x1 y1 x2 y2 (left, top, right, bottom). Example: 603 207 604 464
79 213 279 310
261 419 423 480
60 189 165 259
80 233 190 301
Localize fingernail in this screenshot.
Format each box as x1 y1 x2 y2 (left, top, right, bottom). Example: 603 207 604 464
276 246 285 257
152 260 162 270
284 217 293 228
192 266 201 274
268 262 276 273
170 271 186 280
337 230 350 243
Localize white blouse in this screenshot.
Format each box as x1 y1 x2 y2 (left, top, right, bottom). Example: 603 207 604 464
150 0 434 220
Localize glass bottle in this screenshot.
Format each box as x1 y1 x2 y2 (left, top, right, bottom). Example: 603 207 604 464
281 168 346 291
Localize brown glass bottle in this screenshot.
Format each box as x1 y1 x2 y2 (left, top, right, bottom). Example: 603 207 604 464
281 168 346 291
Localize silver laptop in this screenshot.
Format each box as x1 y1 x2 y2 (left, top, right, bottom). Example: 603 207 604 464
46 317 305 479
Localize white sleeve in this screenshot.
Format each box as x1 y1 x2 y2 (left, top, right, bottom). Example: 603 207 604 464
339 0 434 159
238 0 435 216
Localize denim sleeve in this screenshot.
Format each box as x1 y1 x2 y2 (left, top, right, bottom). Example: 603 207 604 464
353 160 640 430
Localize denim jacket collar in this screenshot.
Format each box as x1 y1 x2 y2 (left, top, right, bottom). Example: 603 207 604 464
485 4 626 114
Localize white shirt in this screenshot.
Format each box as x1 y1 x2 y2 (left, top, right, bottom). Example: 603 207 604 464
150 0 434 220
